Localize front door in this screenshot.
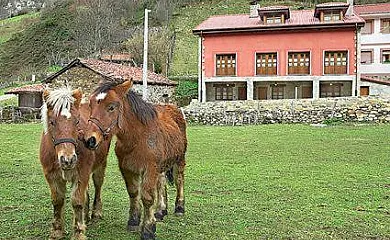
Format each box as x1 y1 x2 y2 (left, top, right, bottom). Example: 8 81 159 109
257 87 267 100
238 87 247 100
360 86 369 96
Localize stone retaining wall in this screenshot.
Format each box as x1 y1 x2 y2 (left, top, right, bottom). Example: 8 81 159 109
182 97 390 126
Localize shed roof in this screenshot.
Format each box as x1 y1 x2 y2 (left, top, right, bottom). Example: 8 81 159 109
44 58 177 86
193 5 364 34
361 75 390 86
5 84 45 94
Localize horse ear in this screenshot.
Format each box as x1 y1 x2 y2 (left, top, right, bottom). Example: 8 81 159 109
116 79 133 95
72 89 83 109
42 89 50 103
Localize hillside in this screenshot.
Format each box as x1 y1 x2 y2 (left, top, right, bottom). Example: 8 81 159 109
0 0 389 83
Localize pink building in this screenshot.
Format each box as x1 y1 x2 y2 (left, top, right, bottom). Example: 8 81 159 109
193 1 365 102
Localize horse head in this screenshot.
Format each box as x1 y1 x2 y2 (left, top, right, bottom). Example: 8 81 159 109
42 88 82 170
84 80 133 149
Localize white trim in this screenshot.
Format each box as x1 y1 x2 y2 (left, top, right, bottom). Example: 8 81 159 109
204 75 354 82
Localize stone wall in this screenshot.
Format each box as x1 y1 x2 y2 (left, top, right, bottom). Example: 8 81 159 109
182 97 390 125
0 106 40 123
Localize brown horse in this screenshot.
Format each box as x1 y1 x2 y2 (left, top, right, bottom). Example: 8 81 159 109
39 88 112 240
83 80 187 240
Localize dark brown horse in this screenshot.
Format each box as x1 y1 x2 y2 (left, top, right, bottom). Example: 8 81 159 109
83 80 187 240
40 88 111 240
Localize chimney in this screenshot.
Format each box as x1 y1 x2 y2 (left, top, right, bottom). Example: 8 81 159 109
250 0 259 18
346 0 354 16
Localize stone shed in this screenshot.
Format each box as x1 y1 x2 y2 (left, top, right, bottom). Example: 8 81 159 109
44 58 177 103
5 84 44 109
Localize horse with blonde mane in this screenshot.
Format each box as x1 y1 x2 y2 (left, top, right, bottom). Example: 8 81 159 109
39 88 111 240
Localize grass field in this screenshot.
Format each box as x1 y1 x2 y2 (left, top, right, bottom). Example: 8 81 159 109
0 123 389 239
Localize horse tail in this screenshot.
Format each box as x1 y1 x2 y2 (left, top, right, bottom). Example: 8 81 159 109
166 167 174 186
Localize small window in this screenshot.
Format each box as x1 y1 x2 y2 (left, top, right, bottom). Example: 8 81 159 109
380 19 390 34
324 51 348 74
271 84 284 99
216 54 236 76
323 12 341 22
361 20 373 34
288 52 310 75
381 49 390 63
266 16 283 24
256 52 277 75
215 85 234 101
361 50 373 64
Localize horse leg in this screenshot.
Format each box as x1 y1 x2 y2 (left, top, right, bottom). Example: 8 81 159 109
140 170 157 240
154 172 168 221
91 164 106 220
84 188 90 223
174 160 186 216
71 178 89 240
120 169 142 232
48 178 66 240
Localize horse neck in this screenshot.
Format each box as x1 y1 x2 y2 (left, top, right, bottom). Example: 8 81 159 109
116 101 148 143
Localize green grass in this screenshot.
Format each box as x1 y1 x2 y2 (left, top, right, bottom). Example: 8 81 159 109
0 123 389 239
0 12 40 44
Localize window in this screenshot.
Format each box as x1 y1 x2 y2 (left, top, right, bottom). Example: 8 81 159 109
216 54 236 76
215 85 234 100
381 49 390 63
380 19 390 34
288 52 310 75
266 16 283 24
323 12 341 22
324 51 348 74
320 83 343 98
256 53 277 75
361 50 373 64
271 84 284 99
361 20 373 34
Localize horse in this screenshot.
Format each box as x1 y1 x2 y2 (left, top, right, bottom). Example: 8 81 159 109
39 88 112 240
83 80 187 240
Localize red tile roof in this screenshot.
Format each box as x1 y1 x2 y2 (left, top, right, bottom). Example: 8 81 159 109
45 58 177 86
193 9 364 34
354 3 390 15
5 84 45 94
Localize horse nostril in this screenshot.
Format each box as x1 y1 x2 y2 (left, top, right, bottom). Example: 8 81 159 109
87 136 97 149
71 154 77 164
60 155 66 163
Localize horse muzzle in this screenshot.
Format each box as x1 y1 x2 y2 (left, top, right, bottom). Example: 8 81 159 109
59 153 78 170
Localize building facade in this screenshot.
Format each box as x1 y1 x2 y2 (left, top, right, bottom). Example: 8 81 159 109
355 3 390 96
193 2 365 102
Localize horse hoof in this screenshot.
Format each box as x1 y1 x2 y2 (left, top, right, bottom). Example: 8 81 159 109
49 230 64 240
174 205 185 216
141 224 156 240
91 212 103 221
154 209 168 221
71 233 87 240
127 218 140 232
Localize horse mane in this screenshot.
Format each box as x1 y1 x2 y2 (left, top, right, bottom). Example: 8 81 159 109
94 81 157 125
41 87 74 133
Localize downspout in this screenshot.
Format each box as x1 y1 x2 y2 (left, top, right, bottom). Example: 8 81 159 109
355 23 359 97
199 31 204 102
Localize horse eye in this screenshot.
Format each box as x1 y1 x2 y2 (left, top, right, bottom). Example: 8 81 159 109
50 120 55 126
108 105 115 112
